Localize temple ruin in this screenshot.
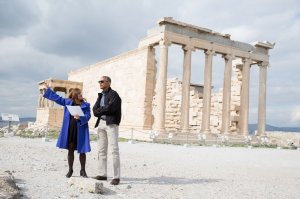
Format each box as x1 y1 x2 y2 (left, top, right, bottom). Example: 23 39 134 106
36 79 82 129
33 17 275 139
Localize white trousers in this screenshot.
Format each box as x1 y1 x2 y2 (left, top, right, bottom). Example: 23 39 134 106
97 120 120 179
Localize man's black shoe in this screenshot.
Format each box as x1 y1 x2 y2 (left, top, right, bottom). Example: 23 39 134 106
110 178 120 185
93 176 107 180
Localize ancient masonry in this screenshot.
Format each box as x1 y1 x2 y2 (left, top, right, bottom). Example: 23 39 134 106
32 17 274 139
162 65 242 134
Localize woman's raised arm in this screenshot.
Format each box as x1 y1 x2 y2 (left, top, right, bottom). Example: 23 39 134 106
43 82 69 106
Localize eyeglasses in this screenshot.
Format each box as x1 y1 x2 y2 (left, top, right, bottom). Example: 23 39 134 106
98 80 107 84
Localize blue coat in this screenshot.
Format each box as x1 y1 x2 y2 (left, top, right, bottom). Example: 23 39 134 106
43 88 91 153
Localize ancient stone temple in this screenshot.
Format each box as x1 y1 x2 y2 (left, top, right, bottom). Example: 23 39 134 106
35 79 82 129
34 17 274 139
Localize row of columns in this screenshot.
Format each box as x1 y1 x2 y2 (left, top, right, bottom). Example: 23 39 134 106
154 40 268 136
39 89 54 108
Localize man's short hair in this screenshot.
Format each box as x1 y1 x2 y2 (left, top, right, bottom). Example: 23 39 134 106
102 76 111 83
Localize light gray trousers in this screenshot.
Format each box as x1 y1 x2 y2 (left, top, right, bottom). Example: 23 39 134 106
97 120 120 179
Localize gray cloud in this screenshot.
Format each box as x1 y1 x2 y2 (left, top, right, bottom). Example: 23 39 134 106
0 0 40 37
27 0 182 63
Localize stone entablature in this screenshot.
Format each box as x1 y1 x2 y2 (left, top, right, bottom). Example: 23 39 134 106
139 17 273 62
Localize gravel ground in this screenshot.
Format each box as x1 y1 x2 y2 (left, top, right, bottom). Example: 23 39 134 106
0 137 300 199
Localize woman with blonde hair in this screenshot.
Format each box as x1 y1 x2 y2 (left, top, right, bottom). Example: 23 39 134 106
43 83 91 178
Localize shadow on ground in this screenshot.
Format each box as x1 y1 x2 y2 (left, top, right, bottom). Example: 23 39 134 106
122 176 221 185
14 178 30 199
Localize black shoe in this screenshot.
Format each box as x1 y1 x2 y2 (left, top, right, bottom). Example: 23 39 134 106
80 170 88 178
66 170 73 178
110 178 120 185
93 175 107 181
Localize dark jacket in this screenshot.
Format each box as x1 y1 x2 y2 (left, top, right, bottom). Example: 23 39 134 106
93 87 122 127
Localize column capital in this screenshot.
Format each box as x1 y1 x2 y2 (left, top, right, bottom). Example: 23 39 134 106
182 44 195 51
222 54 235 61
159 39 172 47
242 58 252 64
258 61 269 67
204 49 216 56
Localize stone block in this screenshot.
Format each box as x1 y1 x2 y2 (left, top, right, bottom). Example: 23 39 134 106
211 118 219 126
173 96 181 101
230 115 239 122
231 105 240 111
189 120 197 126
68 177 105 194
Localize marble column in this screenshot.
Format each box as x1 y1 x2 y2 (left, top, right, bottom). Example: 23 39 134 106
201 50 215 133
154 40 170 132
221 54 234 134
38 90 43 108
239 58 252 135
257 62 268 136
47 88 55 107
180 45 194 133
50 100 54 107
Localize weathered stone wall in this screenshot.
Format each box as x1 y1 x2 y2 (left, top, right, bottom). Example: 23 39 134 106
35 108 63 130
266 131 300 147
156 64 242 133
230 65 243 132
68 46 155 130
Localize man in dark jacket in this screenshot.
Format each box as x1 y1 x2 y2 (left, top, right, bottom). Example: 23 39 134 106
93 76 121 185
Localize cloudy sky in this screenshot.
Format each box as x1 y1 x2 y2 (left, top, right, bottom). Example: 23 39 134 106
0 0 300 127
